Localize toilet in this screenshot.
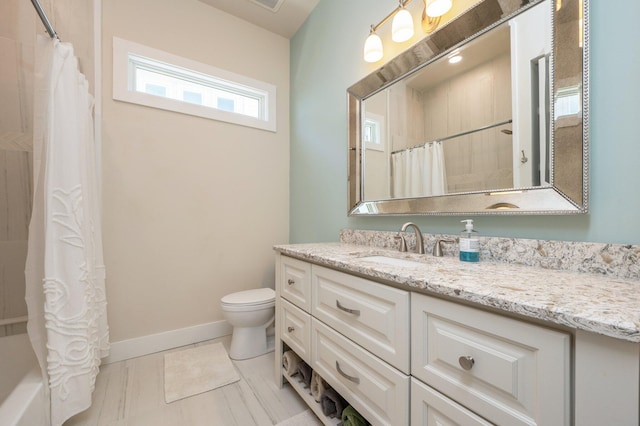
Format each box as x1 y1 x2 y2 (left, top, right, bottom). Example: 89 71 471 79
221 287 276 360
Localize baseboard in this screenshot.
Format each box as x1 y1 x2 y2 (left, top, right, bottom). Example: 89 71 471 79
103 320 232 364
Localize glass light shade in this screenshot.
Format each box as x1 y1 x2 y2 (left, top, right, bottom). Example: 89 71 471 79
392 8 414 42
364 32 383 62
426 0 452 17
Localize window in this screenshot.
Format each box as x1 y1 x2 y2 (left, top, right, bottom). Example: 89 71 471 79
183 91 202 105
145 83 166 97
217 98 235 112
555 85 581 119
113 37 277 132
363 113 385 152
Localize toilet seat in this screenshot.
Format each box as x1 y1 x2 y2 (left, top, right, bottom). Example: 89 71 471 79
221 288 275 308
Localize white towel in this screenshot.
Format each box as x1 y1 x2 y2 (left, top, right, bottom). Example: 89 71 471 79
310 370 329 402
282 350 302 376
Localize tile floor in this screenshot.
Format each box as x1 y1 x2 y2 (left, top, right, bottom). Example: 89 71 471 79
65 336 320 425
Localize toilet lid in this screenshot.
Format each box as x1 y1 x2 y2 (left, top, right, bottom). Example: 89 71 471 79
221 288 275 306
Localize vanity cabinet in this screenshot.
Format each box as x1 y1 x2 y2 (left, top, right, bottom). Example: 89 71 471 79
311 264 410 373
280 255 311 312
311 319 409 425
276 254 410 426
275 252 640 425
411 293 570 426
411 378 493 426
280 298 311 364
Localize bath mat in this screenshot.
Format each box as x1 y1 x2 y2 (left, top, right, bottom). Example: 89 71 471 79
275 410 322 426
163 342 240 403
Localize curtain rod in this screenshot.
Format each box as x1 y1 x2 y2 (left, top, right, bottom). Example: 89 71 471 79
391 119 513 155
30 0 59 40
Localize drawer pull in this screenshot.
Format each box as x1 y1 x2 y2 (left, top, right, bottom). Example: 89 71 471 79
458 356 475 371
336 361 360 384
336 300 360 316
287 326 295 333
287 279 295 285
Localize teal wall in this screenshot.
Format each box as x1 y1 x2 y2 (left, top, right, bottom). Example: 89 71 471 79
290 0 640 245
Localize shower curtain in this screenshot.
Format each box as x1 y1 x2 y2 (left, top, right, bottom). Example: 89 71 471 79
391 141 447 198
25 35 109 426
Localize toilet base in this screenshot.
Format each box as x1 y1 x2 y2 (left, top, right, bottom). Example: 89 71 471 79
229 327 275 360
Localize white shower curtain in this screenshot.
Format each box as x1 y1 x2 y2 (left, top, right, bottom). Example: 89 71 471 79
25 35 109 426
392 141 447 198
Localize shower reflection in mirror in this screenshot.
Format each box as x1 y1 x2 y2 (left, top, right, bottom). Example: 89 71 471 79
361 1 552 201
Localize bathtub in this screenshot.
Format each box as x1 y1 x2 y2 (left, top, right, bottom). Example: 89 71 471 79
0 333 46 426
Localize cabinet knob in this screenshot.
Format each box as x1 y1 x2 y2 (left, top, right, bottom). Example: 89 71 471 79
458 356 475 371
287 279 295 285
287 326 295 333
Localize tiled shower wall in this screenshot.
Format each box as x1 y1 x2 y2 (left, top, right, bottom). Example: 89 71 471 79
1 0 95 336
0 0 35 336
0 151 32 336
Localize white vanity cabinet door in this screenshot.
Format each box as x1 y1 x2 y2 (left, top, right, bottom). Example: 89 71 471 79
311 319 409 426
311 265 410 373
411 378 493 426
411 294 570 426
280 256 311 312
280 298 311 364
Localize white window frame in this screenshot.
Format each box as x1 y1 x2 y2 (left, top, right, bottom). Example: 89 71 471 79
554 84 581 119
112 37 277 132
363 113 385 152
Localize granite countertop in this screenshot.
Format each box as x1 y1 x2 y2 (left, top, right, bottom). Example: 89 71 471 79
274 242 640 343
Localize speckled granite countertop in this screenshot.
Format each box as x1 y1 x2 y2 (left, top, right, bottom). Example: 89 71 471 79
274 243 640 343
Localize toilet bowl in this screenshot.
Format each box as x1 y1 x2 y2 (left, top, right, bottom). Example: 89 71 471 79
221 288 276 360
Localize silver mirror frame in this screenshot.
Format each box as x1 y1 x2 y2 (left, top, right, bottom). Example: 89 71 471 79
347 0 589 216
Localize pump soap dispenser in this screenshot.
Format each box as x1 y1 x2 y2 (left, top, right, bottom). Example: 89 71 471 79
459 219 479 262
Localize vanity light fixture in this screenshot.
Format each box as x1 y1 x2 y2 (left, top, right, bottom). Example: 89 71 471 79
364 26 384 63
422 0 452 33
425 0 452 17
364 0 414 63
364 0 453 63
392 1 415 42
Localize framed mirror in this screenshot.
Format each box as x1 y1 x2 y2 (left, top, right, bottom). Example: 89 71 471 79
347 0 589 215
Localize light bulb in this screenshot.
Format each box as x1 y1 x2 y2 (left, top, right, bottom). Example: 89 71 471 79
364 32 383 63
392 8 414 42
426 0 452 18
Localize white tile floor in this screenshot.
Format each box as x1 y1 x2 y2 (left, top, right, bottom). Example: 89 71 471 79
65 336 319 425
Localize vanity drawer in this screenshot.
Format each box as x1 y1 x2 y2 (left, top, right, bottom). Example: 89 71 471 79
411 378 493 426
311 265 410 373
280 299 311 364
411 294 570 426
311 319 409 426
280 256 311 312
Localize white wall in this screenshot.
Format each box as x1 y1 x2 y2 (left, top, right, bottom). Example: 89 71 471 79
102 0 290 343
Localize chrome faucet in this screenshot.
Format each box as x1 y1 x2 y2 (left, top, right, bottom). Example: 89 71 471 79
400 222 425 254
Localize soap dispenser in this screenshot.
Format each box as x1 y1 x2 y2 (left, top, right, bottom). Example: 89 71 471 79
459 219 479 262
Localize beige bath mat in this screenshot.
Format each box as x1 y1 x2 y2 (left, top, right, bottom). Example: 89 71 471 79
164 342 240 403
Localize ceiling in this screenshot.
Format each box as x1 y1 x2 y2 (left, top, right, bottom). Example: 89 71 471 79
197 0 320 39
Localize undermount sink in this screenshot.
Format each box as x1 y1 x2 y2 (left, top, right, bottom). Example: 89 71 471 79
358 255 426 268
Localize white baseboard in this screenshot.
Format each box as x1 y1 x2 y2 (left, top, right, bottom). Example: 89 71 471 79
103 320 232 364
